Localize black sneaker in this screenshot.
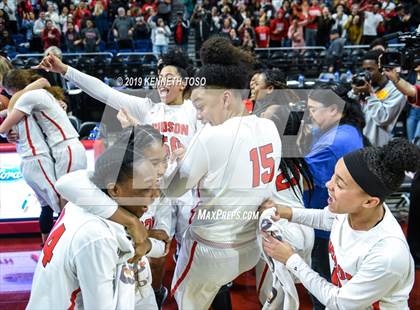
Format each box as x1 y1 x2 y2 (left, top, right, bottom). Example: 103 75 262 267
154 286 168 309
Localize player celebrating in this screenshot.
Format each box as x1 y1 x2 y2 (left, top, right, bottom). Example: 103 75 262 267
262 138 418 309
161 37 282 309
27 131 163 310
0 70 87 181
1 78 61 243
33 50 199 305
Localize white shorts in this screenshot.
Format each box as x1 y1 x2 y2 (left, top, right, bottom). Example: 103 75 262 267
171 228 260 310
52 139 87 179
171 190 198 243
21 154 60 213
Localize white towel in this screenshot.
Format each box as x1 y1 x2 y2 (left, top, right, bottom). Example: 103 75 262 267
258 207 312 310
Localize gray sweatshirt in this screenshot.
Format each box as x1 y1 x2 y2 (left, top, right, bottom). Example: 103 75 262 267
362 80 406 146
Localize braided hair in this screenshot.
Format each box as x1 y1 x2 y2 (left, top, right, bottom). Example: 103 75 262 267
267 105 314 200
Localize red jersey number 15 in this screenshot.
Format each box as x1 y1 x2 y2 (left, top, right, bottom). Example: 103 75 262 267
250 144 275 188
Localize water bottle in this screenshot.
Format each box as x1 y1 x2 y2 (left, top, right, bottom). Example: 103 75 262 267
88 125 100 140
334 71 340 83
298 74 305 88
345 70 353 83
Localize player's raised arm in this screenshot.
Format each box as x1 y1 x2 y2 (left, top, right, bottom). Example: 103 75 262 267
33 53 151 121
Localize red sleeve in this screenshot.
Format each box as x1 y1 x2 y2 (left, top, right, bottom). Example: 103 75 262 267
407 84 420 107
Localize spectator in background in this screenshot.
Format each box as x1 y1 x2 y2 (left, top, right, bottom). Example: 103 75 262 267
92 2 108 42
331 4 348 36
16 0 33 22
255 19 270 48
352 50 406 147
59 6 70 31
220 17 233 35
234 4 248 28
63 16 79 34
81 19 101 52
74 0 91 30
305 0 322 46
411 0 420 29
229 28 241 46
237 17 255 41
0 10 6 33
362 3 383 45
288 15 305 48
46 4 60 29
386 5 412 35
64 21 81 52
31 11 46 52
0 0 17 33
21 11 35 42
142 0 157 21
36 0 49 14
210 6 221 34
170 11 189 52
90 0 108 12
325 29 346 72
241 28 255 52
112 7 135 49
157 0 172 24
381 0 396 17
151 17 170 58
344 12 363 45
317 7 334 47
270 9 289 47
41 20 61 50
0 30 15 53
190 4 212 54
133 15 151 40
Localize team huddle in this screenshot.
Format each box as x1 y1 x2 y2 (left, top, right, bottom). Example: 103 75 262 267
0 37 418 310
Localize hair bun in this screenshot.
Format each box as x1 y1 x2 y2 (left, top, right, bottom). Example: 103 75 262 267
380 138 420 174
200 36 254 67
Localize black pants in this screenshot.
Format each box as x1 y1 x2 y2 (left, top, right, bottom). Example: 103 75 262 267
408 172 420 266
310 236 331 310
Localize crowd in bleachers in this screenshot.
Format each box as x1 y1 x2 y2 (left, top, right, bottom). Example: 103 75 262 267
0 0 419 60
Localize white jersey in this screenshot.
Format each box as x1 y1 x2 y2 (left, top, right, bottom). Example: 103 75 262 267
14 89 79 148
13 115 50 158
64 66 199 155
287 206 415 310
164 115 282 244
55 169 168 257
27 203 135 310
271 167 305 208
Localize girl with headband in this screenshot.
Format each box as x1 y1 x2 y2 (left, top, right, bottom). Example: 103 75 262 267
261 138 419 309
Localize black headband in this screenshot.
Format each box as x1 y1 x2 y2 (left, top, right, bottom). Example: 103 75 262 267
343 150 393 201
